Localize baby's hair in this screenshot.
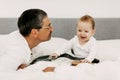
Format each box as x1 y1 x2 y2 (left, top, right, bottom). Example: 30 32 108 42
78 15 95 29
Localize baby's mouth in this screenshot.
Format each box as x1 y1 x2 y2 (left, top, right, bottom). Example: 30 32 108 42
80 36 86 39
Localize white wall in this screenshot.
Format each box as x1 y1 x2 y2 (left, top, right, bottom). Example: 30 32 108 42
0 0 120 18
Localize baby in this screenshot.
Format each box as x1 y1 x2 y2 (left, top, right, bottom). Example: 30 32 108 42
50 15 99 64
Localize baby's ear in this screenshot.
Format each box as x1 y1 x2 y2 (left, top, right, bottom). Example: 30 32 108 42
92 29 96 35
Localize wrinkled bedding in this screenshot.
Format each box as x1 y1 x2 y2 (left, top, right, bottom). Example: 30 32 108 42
0 57 120 80
1 37 120 80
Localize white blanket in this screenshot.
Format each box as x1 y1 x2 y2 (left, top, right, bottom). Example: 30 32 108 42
1 37 120 80
1 58 120 80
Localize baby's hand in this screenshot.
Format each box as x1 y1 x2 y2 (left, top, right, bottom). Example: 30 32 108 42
49 53 58 59
80 59 91 63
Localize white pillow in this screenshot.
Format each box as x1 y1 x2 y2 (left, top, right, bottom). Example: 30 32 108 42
32 37 69 59
96 39 120 62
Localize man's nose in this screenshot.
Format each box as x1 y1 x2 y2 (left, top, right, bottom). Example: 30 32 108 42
50 26 54 31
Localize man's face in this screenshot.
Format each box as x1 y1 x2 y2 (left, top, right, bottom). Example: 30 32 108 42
37 16 54 42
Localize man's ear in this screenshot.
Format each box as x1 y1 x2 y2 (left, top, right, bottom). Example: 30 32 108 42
31 29 38 38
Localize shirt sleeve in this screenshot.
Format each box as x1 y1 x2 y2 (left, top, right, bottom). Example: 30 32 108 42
55 38 74 55
85 37 97 62
0 46 30 71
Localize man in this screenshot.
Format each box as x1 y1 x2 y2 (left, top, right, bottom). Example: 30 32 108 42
0 9 53 71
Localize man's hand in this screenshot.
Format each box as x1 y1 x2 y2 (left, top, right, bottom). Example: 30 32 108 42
42 67 56 72
17 64 28 70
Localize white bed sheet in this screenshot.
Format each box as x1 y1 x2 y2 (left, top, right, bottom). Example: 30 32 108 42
0 57 120 80
1 37 120 80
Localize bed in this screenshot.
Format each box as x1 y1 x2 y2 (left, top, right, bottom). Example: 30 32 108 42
0 18 120 80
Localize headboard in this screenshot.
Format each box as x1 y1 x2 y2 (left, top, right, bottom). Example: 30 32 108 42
0 18 120 40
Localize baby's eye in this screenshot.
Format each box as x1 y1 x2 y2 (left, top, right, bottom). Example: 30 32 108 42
78 30 81 32
85 31 89 33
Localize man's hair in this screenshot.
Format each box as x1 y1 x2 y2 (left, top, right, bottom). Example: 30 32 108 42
79 15 95 29
18 9 47 36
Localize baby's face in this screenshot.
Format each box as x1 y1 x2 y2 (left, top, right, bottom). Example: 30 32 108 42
77 21 95 44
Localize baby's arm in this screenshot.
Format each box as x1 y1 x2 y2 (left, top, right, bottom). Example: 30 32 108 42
49 39 74 58
86 39 97 62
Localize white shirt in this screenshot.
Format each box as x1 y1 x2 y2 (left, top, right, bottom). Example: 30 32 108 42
0 30 31 71
56 36 97 62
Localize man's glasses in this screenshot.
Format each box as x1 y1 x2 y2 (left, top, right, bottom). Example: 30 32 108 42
42 24 53 30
